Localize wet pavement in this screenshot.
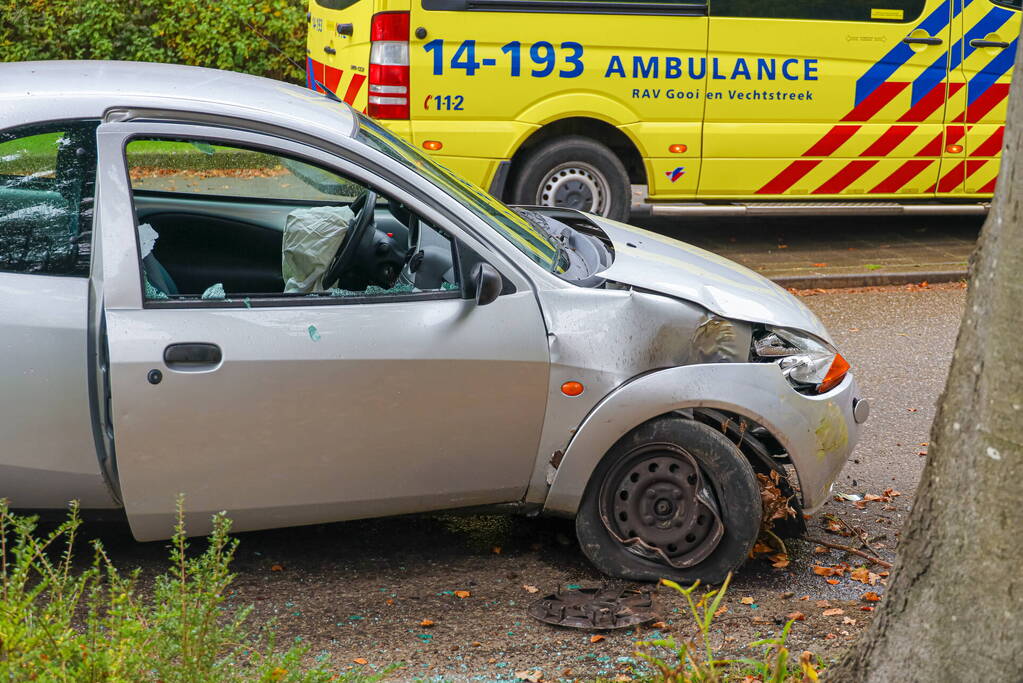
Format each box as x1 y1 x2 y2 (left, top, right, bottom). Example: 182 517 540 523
81 283 967 682
631 212 981 287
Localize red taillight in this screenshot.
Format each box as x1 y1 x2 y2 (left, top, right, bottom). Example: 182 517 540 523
371 10 408 40
369 11 410 119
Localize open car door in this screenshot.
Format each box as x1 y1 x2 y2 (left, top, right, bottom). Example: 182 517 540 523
92 119 550 540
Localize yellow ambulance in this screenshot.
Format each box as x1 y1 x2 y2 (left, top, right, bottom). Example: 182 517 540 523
307 0 1019 220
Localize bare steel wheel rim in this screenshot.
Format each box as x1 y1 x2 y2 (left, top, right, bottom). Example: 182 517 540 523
535 162 611 214
598 443 725 569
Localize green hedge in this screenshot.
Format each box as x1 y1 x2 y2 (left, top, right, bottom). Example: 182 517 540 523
0 0 307 83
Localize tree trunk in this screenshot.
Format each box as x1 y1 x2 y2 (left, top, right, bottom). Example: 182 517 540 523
828 46 1023 683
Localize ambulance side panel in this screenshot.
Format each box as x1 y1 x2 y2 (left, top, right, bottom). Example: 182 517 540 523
407 0 709 197
700 0 957 199
959 0 1020 195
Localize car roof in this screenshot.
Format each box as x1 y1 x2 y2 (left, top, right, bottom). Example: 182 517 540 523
0 61 357 141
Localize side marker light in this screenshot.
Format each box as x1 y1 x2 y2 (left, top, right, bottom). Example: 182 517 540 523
423 140 443 151
561 381 584 397
668 144 688 154
946 144 964 154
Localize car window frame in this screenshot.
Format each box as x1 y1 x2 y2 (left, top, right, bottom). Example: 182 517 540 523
115 130 486 310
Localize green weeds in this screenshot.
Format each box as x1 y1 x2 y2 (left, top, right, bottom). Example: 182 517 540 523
0 499 385 682
633 575 819 683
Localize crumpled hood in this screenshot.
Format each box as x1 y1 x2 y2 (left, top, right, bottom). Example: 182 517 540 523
590 216 832 342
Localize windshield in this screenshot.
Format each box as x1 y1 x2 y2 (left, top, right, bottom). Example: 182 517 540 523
356 114 564 271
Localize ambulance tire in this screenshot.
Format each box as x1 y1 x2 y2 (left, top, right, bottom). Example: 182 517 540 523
575 417 762 585
512 136 631 222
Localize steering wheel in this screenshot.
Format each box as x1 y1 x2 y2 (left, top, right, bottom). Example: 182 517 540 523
322 190 377 289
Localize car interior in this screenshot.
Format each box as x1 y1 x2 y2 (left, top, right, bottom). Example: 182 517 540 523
126 139 460 302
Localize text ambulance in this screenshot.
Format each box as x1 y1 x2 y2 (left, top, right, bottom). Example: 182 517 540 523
307 0 1019 220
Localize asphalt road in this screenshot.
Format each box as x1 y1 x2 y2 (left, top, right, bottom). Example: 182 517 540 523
83 283 967 682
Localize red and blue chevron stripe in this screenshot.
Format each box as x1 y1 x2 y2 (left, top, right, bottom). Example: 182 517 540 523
758 0 1016 197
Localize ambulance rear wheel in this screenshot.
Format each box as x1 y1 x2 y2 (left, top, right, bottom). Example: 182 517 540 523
512 136 631 222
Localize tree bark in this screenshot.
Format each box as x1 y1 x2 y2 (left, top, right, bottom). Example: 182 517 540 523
828 45 1023 683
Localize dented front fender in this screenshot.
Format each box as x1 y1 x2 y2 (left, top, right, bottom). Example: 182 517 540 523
543 363 861 517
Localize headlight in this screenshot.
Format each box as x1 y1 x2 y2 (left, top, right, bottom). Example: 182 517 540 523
750 326 850 394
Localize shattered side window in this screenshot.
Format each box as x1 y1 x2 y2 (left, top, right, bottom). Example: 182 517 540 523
0 122 97 276
124 137 461 304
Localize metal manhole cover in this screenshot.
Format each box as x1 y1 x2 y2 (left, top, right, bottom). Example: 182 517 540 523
527 587 658 630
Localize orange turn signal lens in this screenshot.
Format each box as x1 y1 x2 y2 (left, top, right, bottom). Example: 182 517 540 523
946 143 964 154
668 144 688 154
818 353 850 393
561 381 584 397
423 140 443 151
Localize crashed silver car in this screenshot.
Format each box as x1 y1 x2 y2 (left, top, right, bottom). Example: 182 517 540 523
0 61 868 583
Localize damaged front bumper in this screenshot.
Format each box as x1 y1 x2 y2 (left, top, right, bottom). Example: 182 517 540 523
544 362 866 517
779 372 864 513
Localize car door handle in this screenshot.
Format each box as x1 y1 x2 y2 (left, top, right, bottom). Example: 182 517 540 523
969 39 1010 49
164 343 222 368
903 36 943 45
323 45 337 55
336 23 353 36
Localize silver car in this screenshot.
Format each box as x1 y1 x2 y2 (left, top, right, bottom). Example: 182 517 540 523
0 61 868 583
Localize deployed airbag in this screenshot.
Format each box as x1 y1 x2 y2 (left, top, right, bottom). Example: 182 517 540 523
282 206 354 293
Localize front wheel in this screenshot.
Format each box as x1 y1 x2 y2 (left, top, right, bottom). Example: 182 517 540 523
511 136 631 222
576 418 762 585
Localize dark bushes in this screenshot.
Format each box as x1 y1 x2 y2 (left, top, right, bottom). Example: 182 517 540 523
0 0 306 82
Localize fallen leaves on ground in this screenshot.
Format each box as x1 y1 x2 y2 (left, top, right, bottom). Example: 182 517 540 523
787 611 806 621
515 670 543 682
714 606 728 617
522 585 540 593
419 619 435 628
850 567 882 585
741 597 755 605
590 635 605 643
352 658 368 665
822 608 845 617
824 517 852 536
454 590 471 599
793 281 966 297
862 591 883 602
813 564 849 577
491 546 502 554
270 564 284 572
757 471 797 526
